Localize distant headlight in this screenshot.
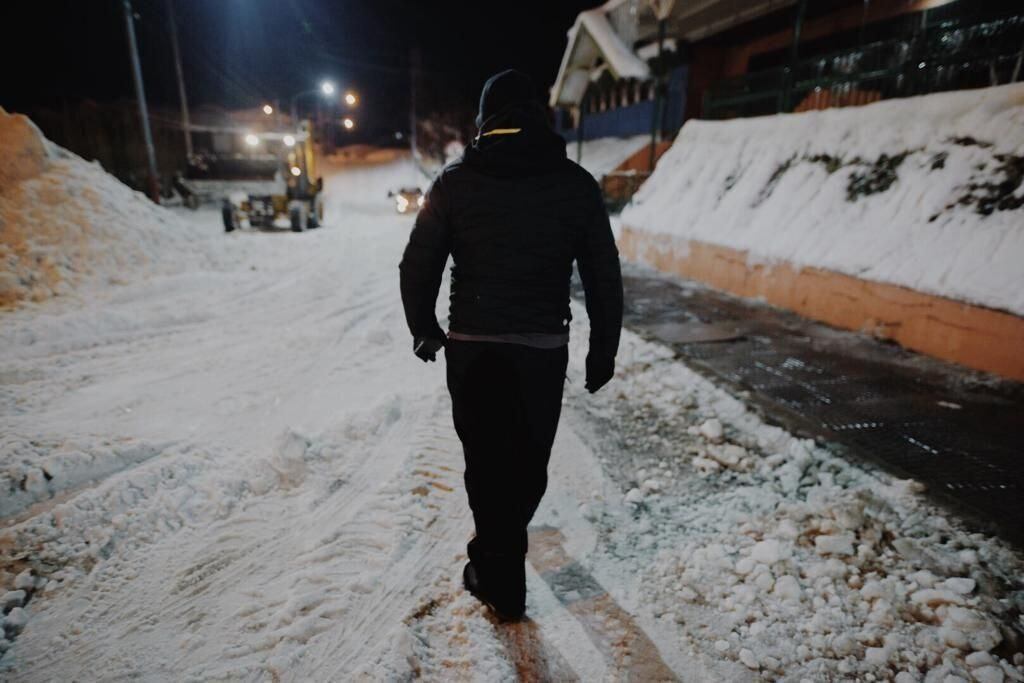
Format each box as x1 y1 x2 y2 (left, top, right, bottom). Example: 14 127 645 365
290 166 302 177
417 195 425 208
396 196 409 212
244 133 259 147
283 134 296 147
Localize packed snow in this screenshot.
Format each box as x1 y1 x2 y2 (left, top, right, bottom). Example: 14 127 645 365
568 134 650 178
0 108 215 308
622 84 1024 316
1 118 1022 680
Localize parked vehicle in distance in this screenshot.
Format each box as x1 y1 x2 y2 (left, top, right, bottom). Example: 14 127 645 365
387 187 424 214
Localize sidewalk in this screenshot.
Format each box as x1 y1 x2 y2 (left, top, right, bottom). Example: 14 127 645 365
585 264 1024 548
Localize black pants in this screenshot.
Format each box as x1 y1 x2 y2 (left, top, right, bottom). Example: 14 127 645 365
446 340 568 597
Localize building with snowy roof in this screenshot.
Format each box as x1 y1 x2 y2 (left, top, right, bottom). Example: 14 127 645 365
551 0 1023 148
552 1 1024 380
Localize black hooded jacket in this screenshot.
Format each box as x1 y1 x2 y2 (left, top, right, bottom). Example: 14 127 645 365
399 73 623 360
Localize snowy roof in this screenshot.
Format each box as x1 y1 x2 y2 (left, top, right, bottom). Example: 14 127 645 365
670 0 798 42
550 0 802 107
549 0 651 108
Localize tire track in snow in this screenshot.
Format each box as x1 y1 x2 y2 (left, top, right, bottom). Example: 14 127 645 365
529 526 679 682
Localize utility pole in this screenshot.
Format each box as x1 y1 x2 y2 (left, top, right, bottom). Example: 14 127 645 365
409 46 419 165
649 17 666 172
165 0 192 159
782 0 809 112
122 0 160 203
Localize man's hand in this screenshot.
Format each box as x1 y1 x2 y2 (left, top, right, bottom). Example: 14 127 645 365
413 336 445 363
585 352 615 393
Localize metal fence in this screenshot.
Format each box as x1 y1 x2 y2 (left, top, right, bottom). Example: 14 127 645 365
705 13 1024 119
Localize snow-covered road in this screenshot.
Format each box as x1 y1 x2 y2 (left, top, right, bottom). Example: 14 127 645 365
2 157 1023 681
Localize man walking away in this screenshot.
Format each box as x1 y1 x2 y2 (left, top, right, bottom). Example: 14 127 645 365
399 69 623 621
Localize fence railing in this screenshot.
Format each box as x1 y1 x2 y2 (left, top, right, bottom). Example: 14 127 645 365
704 14 1024 119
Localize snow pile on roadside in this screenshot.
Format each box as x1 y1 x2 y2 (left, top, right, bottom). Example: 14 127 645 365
568 316 1024 681
622 84 1024 316
0 108 215 307
568 134 649 179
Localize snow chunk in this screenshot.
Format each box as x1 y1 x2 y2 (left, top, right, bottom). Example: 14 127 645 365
938 577 976 595
13 569 34 591
814 533 855 556
910 589 965 607
971 666 1005 683
773 575 802 602
750 539 788 564
738 647 759 669
965 651 995 668
3 606 28 631
1 590 26 609
698 418 724 442
865 646 891 666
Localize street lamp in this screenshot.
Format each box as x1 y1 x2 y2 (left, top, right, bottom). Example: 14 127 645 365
344 91 357 106
343 117 355 130
290 80 339 121
262 104 274 115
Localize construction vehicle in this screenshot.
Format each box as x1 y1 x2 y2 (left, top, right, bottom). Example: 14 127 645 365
221 120 324 233
176 120 324 232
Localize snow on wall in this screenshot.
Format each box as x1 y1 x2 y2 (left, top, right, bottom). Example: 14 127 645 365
569 134 650 179
622 84 1024 317
0 108 214 307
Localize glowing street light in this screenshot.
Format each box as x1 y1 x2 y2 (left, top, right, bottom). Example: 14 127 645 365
290 166 302 177
342 117 355 130
262 104 274 115
283 134 296 147
321 80 336 96
344 91 357 106
244 133 260 147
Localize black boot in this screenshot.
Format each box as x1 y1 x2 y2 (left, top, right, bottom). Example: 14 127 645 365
463 562 526 622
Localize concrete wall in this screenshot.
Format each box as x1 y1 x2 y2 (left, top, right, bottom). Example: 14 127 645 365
619 228 1024 381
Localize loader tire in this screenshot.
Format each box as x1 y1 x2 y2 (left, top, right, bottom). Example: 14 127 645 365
307 197 323 229
222 205 238 232
290 204 305 232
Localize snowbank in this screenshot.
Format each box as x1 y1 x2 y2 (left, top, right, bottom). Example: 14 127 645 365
568 134 649 178
622 84 1024 316
0 108 214 307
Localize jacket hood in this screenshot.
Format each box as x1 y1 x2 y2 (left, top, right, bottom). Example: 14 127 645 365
463 118 567 178
467 70 565 178
476 69 540 129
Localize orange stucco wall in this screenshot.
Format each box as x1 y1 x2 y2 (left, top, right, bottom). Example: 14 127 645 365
619 227 1024 381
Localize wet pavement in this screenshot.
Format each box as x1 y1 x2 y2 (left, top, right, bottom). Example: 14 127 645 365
576 264 1024 548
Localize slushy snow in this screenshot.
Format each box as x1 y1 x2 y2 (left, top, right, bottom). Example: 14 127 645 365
1 114 1022 680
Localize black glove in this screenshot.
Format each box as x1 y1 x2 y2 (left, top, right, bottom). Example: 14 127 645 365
585 352 615 393
413 336 445 362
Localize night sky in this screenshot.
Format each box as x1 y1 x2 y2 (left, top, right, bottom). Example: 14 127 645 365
1 0 601 138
